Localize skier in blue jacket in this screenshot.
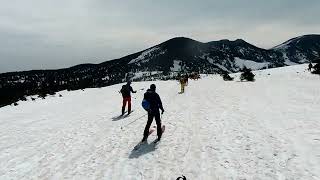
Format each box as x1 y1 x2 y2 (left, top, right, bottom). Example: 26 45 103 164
142 84 164 142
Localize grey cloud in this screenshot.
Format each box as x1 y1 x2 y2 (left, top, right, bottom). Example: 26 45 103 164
0 0 319 73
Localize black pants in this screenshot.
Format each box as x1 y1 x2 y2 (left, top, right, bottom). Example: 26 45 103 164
143 110 162 139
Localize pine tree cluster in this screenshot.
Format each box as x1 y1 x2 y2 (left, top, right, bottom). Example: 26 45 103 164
313 63 320 74
240 66 255 81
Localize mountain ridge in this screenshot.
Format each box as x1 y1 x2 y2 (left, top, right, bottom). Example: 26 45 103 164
2 34 319 75
1 34 320 107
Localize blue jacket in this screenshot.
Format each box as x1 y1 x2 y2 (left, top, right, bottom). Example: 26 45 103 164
143 89 164 112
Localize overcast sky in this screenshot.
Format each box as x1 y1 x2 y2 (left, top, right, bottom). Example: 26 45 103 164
0 0 319 73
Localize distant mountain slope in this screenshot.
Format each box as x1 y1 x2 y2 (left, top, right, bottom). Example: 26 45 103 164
1 34 320 107
123 37 285 74
272 34 320 65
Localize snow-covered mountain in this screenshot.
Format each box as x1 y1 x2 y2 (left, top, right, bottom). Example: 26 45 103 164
272 34 320 65
127 35 320 74
1 34 320 107
126 37 284 74
1 64 319 179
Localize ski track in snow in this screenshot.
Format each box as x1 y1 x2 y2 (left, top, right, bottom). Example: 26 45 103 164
0 64 320 179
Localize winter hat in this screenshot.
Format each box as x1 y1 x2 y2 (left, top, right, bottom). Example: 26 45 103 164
150 84 156 91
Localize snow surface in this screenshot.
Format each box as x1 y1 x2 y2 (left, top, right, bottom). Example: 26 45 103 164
1 64 320 179
205 57 230 73
234 57 270 70
128 47 165 64
131 71 162 80
170 60 182 72
213 63 230 73
296 53 309 63
282 52 297 66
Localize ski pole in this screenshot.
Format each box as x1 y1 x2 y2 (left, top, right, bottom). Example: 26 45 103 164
121 114 147 130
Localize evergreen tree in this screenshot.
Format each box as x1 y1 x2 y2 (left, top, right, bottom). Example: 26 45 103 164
313 63 320 74
222 72 234 81
240 66 255 81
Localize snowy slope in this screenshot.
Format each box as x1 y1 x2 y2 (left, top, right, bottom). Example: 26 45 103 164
234 57 270 70
272 36 303 51
1 64 320 179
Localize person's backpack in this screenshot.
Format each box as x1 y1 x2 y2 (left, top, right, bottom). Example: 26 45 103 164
120 85 125 93
120 85 131 97
142 99 150 111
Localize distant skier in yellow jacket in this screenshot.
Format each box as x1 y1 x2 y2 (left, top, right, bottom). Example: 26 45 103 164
179 76 186 94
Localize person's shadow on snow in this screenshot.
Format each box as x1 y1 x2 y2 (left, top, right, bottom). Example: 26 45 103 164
129 141 158 159
111 115 125 121
111 114 130 121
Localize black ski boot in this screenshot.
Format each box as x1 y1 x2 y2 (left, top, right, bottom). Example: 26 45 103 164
121 106 125 116
141 136 147 142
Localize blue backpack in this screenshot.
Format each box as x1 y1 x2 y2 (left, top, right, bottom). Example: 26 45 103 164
142 99 150 111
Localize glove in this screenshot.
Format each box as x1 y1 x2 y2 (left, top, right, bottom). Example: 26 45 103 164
161 110 164 114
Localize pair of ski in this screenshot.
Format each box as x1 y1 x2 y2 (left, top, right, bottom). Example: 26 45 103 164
133 125 165 151
112 111 133 121
119 110 134 118
148 125 165 136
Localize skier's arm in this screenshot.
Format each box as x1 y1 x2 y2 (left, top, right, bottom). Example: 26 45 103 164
130 86 137 93
157 94 164 113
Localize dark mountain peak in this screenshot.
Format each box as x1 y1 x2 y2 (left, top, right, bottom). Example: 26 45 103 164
291 34 320 45
160 37 202 47
273 34 320 50
208 38 257 49
209 38 246 43
234 39 253 46
157 37 203 53
218 39 230 42
235 38 245 42
298 34 320 39
234 38 247 43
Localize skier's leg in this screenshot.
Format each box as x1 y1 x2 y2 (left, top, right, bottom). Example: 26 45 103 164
142 112 154 141
122 98 127 115
128 97 132 114
155 112 162 140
